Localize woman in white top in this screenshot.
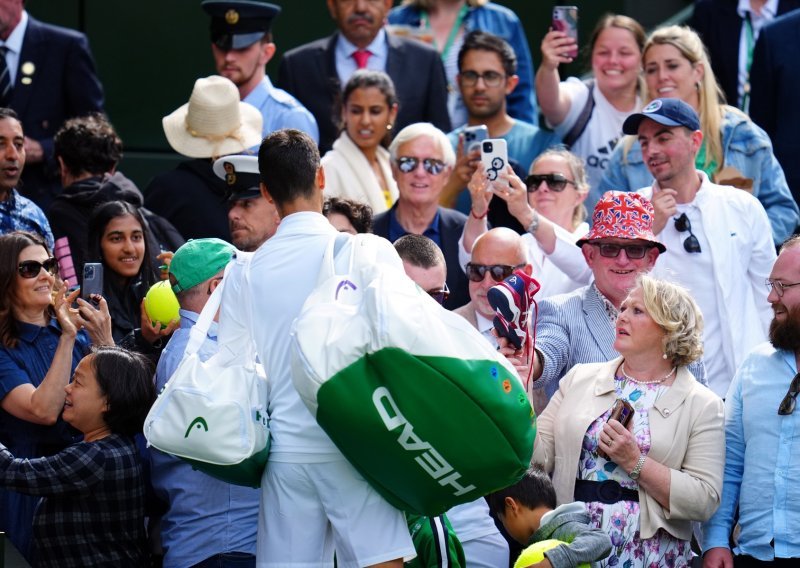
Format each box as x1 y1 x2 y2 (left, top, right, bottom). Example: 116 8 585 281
461 149 591 299
536 14 646 210
321 70 399 214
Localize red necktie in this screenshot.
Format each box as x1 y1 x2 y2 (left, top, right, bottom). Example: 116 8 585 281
352 49 371 69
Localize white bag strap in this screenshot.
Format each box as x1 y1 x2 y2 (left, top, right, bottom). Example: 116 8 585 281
316 232 353 285
185 259 234 356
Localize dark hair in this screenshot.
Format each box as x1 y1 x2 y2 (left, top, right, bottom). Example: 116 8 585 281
91 346 156 435
338 69 398 145
394 234 445 270
322 196 373 234
54 113 123 177
0 231 51 348
486 465 557 519
87 201 157 287
458 30 517 76
0 107 19 122
258 129 320 206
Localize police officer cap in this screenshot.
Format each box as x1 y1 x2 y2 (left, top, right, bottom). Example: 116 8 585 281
202 0 281 51
212 155 261 201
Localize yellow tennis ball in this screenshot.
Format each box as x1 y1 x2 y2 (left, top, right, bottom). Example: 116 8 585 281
144 281 180 329
514 539 589 568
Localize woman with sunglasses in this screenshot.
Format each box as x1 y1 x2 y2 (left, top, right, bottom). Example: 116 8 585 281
87 200 176 347
601 25 798 245
461 149 592 298
321 70 399 215
534 275 724 568
0 230 113 561
537 14 646 210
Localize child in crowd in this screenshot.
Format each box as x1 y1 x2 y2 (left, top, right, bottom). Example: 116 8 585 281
487 466 611 568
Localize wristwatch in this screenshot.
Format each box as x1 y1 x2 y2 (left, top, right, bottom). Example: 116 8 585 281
629 453 647 480
526 209 540 235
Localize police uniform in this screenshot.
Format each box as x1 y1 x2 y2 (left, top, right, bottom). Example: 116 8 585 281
201 0 319 143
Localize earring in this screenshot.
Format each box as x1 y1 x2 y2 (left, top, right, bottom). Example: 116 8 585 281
386 123 393 131
662 353 668 360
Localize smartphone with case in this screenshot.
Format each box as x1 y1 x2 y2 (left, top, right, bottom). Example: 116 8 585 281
552 6 579 59
598 399 635 460
463 125 488 155
480 139 508 183
81 263 104 303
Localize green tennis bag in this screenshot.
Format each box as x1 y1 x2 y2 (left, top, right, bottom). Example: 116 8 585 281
291 234 536 516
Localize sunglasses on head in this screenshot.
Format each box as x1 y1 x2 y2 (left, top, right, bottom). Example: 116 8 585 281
18 257 58 279
674 213 701 253
592 243 654 260
465 262 524 283
778 372 800 415
525 173 576 193
396 156 446 176
426 282 450 305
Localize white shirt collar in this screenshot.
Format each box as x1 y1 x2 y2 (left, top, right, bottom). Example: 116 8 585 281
737 0 778 19
337 28 388 59
2 10 28 53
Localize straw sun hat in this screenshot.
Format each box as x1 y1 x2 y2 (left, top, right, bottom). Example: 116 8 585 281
162 75 263 159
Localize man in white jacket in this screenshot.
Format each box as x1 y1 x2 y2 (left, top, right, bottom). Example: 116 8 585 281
623 98 776 398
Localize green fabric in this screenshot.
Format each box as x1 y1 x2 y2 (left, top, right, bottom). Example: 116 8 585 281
316 347 536 516
694 140 718 178
179 443 269 488
405 513 465 568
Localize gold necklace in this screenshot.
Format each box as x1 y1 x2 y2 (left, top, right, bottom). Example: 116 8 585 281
620 362 676 385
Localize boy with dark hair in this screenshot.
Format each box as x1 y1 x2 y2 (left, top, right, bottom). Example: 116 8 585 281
487 466 611 568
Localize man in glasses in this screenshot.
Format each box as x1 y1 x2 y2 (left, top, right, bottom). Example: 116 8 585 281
623 97 776 399
373 122 470 309
703 236 800 567
528 191 706 401
0 107 53 251
442 31 556 220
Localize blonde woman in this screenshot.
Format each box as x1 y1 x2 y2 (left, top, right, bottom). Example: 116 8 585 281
601 25 799 244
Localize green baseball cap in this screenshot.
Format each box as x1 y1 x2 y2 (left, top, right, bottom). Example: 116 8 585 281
170 238 235 293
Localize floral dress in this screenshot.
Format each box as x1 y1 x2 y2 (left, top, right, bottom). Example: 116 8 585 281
578 374 693 568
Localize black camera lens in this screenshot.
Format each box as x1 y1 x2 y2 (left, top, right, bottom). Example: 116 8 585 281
483 141 493 152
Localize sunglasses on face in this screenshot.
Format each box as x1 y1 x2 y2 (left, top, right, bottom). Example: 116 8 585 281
765 279 800 298
674 213 702 253
778 372 800 415
465 262 524 283
525 173 576 193
426 282 450 305
18 257 58 279
396 156 446 176
592 243 653 260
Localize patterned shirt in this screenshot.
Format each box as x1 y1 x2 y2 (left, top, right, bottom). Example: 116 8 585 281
0 189 55 250
0 434 148 567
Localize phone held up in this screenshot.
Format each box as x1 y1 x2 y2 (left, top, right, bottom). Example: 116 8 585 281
82 262 104 307
463 124 488 155
480 139 508 185
598 399 635 460
552 5 579 59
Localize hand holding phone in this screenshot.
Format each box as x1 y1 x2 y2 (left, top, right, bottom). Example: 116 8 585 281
463 125 488 155
480 139 508 184
552 6 579 59
81 263 104 307
598 399 634 460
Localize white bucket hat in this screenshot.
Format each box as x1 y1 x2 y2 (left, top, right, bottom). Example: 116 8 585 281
162 75 263 159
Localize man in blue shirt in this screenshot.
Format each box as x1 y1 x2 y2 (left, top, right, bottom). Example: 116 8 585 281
149 238 260 568
0 107 53 249
201 0 319 144
703 235 800 567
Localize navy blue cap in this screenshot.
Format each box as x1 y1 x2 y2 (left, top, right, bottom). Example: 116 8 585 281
202 0 281 51
213 155 261 201
622 98 701 135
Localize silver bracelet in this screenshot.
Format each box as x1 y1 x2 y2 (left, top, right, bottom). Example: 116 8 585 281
526 209 540 235
629 453 647 480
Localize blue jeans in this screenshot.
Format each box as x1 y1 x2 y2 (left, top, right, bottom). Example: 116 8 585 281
191 552 256 568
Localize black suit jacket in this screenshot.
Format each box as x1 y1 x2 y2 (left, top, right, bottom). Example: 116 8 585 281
750 10 800 212
690 0 800 106
372 205 468 310
278 31 451 153
10 16 105 209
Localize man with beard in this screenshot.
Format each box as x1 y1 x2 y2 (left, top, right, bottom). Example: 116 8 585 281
442 31 556 222
201 0 318 143
702 236 800 567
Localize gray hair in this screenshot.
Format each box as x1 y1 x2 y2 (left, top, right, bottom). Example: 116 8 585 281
389 122 456 168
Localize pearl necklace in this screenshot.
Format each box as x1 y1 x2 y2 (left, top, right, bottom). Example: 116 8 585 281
620 362 676 385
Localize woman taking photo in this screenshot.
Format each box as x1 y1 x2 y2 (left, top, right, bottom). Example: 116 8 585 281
0 230 113 561
533 275 724 567
321 70 399 215
461 149 591 299
0 347 155 566
601 25 799 244
87 200 174 346
537 14 646 208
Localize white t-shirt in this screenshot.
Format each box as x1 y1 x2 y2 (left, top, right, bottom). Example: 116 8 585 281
553 77 641 209
522 221 590 299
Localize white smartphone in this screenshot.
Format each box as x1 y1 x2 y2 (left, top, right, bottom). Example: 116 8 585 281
480 138 508 182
